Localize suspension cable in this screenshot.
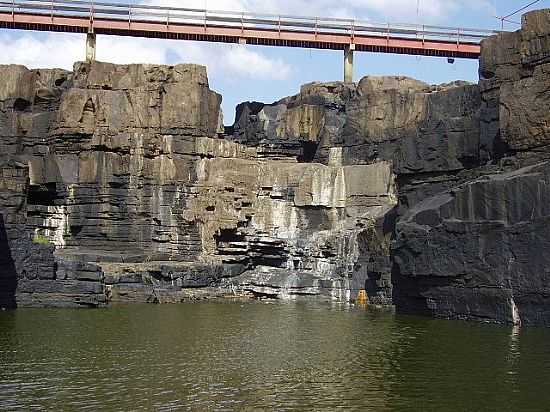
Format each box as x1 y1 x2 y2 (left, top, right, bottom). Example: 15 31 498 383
503 0 542 19
495 0 543 29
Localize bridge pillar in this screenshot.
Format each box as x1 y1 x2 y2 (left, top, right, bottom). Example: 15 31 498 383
86 32 96 62
344 44 354 83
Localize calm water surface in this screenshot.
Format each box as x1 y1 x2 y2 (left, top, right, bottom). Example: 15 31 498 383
1 301 550 411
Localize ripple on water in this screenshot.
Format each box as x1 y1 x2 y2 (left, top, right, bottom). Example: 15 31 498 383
1 302 550 411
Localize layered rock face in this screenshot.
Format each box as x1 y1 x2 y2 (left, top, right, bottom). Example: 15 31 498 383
0 61 396 308
2 9 550 326
393 9 550 326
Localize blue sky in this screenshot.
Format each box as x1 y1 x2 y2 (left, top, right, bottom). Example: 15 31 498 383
0 0 544 123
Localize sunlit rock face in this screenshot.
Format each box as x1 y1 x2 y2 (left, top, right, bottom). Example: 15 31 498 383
0 61 396 307
3 9 550 325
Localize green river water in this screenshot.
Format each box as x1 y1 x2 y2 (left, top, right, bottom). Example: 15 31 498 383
1 301 550 411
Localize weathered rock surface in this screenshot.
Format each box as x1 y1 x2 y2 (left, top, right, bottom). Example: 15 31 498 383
392 9 550 326
228 9 550 325
0 60 396 308
394 162 550 325
3 9 550 326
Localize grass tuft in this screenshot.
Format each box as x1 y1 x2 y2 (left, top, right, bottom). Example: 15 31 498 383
32 234 50 245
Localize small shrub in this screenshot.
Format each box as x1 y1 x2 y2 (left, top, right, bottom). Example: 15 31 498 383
32 234 50 245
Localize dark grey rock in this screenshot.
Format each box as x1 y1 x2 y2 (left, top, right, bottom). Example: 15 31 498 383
393 162 550 326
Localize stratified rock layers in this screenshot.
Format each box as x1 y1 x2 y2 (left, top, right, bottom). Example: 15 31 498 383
392 9 550 327
0 61 396 308
2 9 550 326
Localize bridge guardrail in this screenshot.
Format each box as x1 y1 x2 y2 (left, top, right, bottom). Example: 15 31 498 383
0 0 500 44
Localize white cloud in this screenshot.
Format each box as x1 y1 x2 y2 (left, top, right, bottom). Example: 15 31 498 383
160 39 292 80
352 0 495 22
0 31 292 81
147 0 247 12
0 33 81 70
222 46 291 80
143 0 352 19
0 32 174 69
145 0 494 22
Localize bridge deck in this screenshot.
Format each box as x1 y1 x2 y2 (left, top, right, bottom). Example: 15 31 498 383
0 0 499 59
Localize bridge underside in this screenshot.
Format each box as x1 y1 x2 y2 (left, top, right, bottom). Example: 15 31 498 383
0 12 481 59
0 11 481 82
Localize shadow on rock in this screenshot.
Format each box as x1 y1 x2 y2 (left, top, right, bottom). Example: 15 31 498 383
0 214 17 309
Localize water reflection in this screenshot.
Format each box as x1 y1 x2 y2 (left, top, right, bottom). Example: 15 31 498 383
1 302 550 411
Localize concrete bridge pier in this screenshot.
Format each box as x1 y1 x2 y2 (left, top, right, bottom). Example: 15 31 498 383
344 44 354 83
86 31 96 62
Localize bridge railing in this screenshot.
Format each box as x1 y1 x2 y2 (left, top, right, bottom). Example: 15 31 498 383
0 0 499 43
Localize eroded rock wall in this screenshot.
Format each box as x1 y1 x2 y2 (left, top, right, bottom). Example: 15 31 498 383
228 9 550 325
3 8 550 325
1 62 223 306
0 61 397 307
393 9 550 326
394 163 550 325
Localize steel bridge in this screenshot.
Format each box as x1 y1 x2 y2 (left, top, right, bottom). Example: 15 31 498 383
0 0 500 82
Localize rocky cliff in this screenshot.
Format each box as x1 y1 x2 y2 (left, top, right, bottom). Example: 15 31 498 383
392 9 550 327
0 60 396 308
2 9 550 326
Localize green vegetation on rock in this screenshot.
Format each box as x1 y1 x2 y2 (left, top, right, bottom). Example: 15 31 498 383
32 234 50 245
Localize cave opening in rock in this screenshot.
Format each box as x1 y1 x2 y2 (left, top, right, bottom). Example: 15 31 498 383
13 98 31 112
251 256 287 268
298 141 319 163
214 228 246 245
54 76 67 87
492 132 513 160
27 183 58 206
69 224 83 237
